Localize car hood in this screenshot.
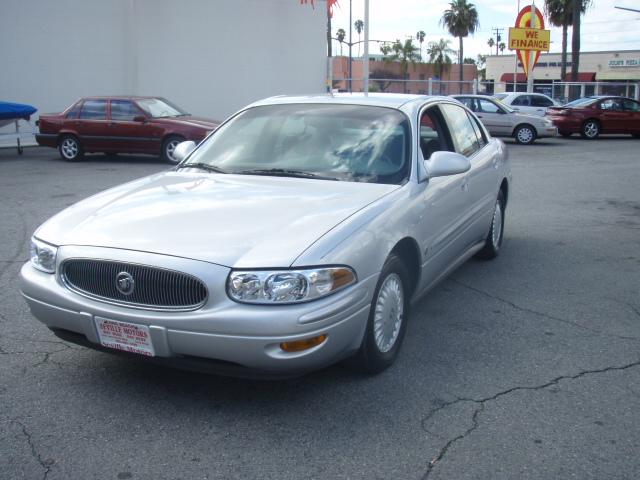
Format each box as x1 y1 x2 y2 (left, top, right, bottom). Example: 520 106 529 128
155 115 220 130
35 172 398 268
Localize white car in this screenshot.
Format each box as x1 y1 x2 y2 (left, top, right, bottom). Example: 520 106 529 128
493 92 561 117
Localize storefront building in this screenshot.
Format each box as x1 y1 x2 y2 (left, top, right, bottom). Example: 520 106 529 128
485 50 640 100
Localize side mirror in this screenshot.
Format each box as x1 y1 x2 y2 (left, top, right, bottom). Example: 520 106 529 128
133 115 147 123
427 151 471 178
172 140 196 163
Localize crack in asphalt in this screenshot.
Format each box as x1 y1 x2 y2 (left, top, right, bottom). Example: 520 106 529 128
12 419 52 480
420 360 640 479
451 278 640 343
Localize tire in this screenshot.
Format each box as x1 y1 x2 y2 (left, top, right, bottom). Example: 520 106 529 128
58 135 83 161
514 124 536 145
349 254 410 374
581 120 600 139
161 135 185 164
559 130 572 138
476 190 505 260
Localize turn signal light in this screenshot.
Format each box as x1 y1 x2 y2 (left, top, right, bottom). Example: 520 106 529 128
280 334 327 353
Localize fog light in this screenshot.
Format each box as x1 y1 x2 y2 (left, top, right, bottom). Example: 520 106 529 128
280 334 327 353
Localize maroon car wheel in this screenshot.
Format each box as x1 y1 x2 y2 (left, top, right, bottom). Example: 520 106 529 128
162 135 186 164
58 135 83 161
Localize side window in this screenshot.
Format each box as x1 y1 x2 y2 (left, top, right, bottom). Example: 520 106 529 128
600 99 622 111
111 100 141 121
79 100 107 120
622 100 639 112
467 112 488 147
512 95 530 106
440 103 480 157
532 95 554 107
457 97 476 111
478 99 500 114
418 108 447 160
66 101 83 119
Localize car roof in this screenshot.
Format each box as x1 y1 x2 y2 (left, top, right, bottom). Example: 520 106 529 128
79 96 162 100
452 94 498 101
247 93 449 110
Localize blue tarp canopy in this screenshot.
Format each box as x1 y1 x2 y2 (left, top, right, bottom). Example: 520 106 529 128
0 101 37 121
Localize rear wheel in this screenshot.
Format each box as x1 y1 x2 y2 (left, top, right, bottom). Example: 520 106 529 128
514 125 536 145
58 135 83 161
476 190 505 260
559 130 572 138
162 135 185 164
349 254 410 374
581 120 600 139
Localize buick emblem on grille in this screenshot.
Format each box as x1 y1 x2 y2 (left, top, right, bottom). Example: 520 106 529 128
115 271 135 296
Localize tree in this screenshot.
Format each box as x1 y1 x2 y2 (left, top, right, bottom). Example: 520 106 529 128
476 54 487 80
487 37 495 53
354 19 364 57
336 28 346 56
416 30 426 61
427 38 454 94
370 69 402 92
499 42 505 54
544 0 591 81
381 39 421 93
441 0 480 93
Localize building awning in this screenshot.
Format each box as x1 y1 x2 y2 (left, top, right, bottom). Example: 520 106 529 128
499 72 596 82
566 72 597 81
500 73 527 82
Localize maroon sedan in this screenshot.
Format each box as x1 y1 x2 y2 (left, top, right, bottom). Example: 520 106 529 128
546 96 640 139
36 96 220 163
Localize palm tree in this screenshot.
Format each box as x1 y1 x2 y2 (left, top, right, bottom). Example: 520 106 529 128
427 38 454 94
499 42 505 54
487 37 495 53
336 28 346 56
441 0 480 93
544 0 591 81
416 30 426 61
354 19 364 57
384 39 421 93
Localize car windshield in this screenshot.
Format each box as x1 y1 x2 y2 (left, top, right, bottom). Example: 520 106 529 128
493 93 508 101
182 104 412 185
564 97 598 108
136 98 189 118
494 100 515 113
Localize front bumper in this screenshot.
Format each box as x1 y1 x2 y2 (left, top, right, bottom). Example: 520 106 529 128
20 246 376 377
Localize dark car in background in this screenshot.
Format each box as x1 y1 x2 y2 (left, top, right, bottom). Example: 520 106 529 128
36 96 220 163
545 96 640 139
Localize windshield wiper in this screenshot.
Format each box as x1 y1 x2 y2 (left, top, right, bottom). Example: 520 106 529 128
179 162 226 173
237 168 338 181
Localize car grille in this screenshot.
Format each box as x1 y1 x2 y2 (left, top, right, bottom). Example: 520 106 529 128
61 259 208 311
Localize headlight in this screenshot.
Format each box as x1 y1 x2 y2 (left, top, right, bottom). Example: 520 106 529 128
227 266 356 304
30 237 58 273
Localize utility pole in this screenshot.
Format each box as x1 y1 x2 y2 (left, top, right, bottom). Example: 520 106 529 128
491 27 504 55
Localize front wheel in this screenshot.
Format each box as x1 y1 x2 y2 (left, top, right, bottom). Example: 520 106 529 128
514 125 536 145
581 120 600 139
58 135 83 161
162 135 185 164
349 255 410 374
476 190 505 260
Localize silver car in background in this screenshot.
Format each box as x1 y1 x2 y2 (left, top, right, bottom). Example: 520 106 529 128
453 94 557 145
493 92 561 116
21 93 511 378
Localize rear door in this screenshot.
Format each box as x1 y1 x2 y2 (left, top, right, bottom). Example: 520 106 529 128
75 99 109 151
509 95 535 115
622 99 640 134
476 98 512 136
531 94 555 116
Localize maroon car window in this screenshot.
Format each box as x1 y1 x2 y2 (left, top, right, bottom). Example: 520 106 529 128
110 100 140 121
66 102 83 119
600 99 622 111
79 100 107 120
622 99 640 112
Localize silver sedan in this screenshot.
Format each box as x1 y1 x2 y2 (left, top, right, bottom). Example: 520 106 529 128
20 93 511 377
453 94 557 145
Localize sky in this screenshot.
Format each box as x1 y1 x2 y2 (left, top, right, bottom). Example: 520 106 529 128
329 0 640 61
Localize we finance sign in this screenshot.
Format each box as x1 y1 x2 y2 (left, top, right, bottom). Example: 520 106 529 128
508 5 550 79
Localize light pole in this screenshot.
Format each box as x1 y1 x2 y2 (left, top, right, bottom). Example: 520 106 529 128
348 0 353 92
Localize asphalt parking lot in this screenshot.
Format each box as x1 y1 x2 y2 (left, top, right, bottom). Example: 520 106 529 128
1 137 639 480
